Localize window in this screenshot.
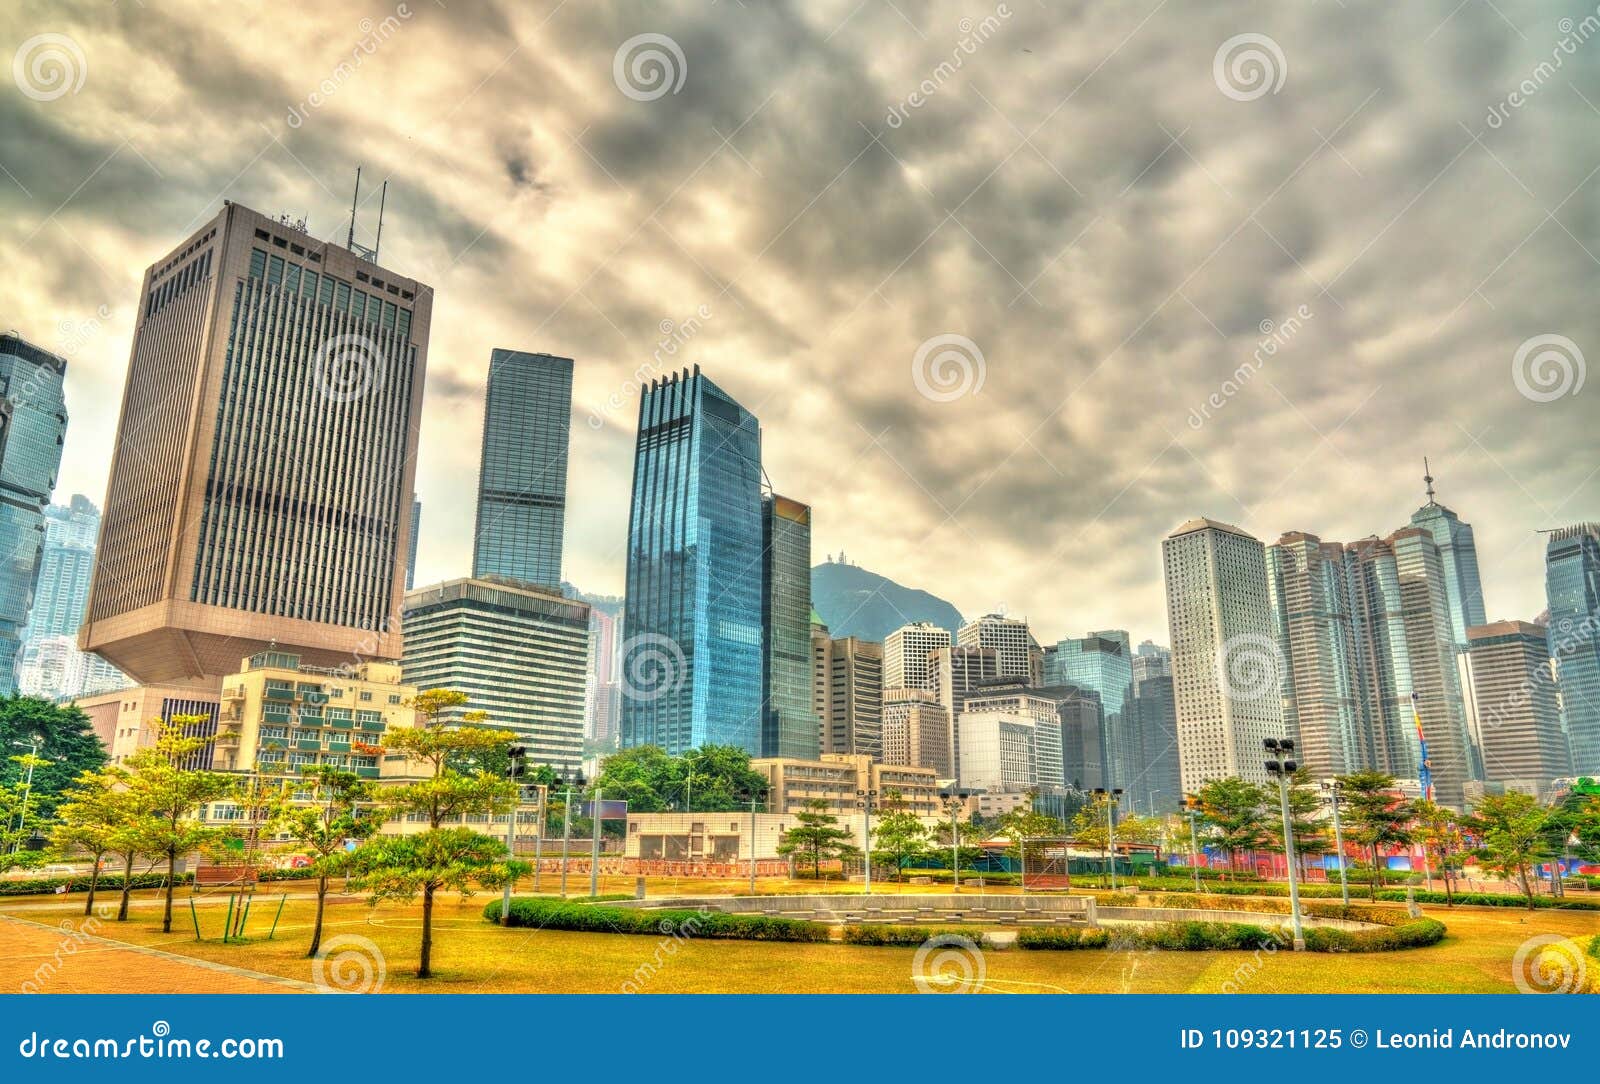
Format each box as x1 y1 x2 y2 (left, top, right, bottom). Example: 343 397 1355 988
387 694 401 704
359 691 373 702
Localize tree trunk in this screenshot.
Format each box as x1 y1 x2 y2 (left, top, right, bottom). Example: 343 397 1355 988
162 850 177 933
418 884 435 978
117 853 134 920
1367 846 1378 901
84 858 102 917
307 876 328 958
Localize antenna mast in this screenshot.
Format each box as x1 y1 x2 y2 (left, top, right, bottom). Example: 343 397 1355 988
1423 457 1436 506
347 166 362 250
374 180 388 262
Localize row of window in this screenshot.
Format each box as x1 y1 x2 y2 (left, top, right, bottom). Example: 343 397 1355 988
247 247 412 340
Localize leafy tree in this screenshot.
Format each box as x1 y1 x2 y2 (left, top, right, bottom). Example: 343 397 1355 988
0 779 44 868
0 694 107 822
929 804 986 876
372 694 518 976
1468 791 1551 908
48 769 127 915
869 792 928 880
1411 798 1466 905
121 718 235 933
283 767 381 957
1337 770 1412 899
776 800 859 879
1197 777 1270 877
1264 768 1328 878
590 744 677 812
351 828 518 978
994 806 1067 876
591 743 768 812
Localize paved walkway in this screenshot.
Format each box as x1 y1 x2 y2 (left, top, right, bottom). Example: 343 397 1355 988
0 915 320 994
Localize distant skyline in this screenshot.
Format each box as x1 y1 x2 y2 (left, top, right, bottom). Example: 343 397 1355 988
3 1 1595 647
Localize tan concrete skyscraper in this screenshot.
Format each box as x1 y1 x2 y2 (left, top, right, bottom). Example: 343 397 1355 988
81 201 430 684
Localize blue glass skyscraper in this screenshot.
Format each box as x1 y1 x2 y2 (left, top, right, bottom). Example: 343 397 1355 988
0 333 68 692
1546 524 1600 775
472 349 572 589
622 368 764 754
1045 631 1135 795
1409 461 1486 652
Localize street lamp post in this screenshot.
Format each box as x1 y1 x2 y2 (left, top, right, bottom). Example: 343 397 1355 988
945 795 963 894
559 771 584 898
589 787 604 898
748 794 758 896
856 788 877 894
1184 798 1203 893
1322 780 1349 907
1264 738 1306 951
1093 787 1123 890
532 784 546 893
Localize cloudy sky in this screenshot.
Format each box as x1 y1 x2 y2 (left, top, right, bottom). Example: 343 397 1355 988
2 0 1596 646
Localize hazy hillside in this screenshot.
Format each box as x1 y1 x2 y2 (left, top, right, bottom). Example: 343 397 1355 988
811 561 963 642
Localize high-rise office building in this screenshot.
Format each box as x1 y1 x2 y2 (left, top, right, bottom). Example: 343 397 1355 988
585 606 622 747
928 644 998 778
1035 682 1107 793
957 613 1035 681
1463 620 1570 795
20 496 125 699
471 350 572 589
1545 524 1600 774
1163 518 1282 790
1133 640 1171 685
1409 462 1487 653
881 688 952 777
1044 632 1134 791
1266 532 1365 777
403 577 590 773
884 621 951 693
762 494 818 759
962 683 1064 789
80 203 429 683
955 707 1037 796
1130 673 1181 812
1344 529 1477 807
621 368 764 754
0 333 68 693
817 634 883 758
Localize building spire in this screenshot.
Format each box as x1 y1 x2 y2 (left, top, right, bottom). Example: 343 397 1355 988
1423 456 1436 506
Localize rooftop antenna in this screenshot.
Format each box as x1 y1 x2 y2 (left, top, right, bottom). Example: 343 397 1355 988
1423 457 1436 506
373 180 388 262
347 167 362 251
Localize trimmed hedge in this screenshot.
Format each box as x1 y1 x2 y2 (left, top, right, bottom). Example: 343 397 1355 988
1136 876 1600 910
484 897 830 943
1016 927 1112 950
1148 892 1447 952
841 925 934 946
0 872 191 896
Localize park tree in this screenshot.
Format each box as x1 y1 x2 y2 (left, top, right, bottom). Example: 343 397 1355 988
122 718 236 933
372 697 518 977
352 828 519 978
0 694 107 822
590 744 677 811
1336 771 1412 899
1469 791 1551 909
1265 768 1329 879
869 792 929 881
286 766 382 957
1411 798 1466 904
929 804 986 879
1197 777 1271 877
48 769 129 915
592 743 768 812
776 800 859 879
994 805 1067 877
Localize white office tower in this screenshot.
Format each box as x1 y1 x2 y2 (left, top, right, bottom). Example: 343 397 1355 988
957 613 1036 682
883 621 951 693
1163 518 1283 791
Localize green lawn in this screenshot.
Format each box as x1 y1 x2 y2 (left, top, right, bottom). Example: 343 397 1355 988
2 882 1594 993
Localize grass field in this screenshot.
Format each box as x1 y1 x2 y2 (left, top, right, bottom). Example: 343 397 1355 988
2 878 1594 994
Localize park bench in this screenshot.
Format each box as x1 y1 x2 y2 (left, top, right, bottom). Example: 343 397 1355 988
194 865 257 889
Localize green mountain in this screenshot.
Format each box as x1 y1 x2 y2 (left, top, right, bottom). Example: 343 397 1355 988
810 560 962 643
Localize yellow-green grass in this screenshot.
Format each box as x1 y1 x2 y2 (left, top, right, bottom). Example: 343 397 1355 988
2 882 1593 994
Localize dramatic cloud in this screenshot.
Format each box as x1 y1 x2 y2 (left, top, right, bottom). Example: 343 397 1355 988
2 0 1595 645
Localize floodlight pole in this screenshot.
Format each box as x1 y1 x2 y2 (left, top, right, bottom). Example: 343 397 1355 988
589 787 603 898
748 795 758 895
560 786 573 898
1325 781 1349 906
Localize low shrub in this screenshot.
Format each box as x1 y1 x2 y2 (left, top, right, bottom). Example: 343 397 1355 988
1016 927 1112 950
1136 921 1283 951
842 925 933 945
0 872 191 896
483 897 830 943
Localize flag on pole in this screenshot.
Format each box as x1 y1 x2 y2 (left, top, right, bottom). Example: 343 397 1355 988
1410 691 1433 801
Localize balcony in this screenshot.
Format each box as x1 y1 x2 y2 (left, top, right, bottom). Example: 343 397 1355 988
295 738 322 751
263 711 292 724
359 720 386 733
328 716 354 729
356 767 380 779
265 688 295 701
